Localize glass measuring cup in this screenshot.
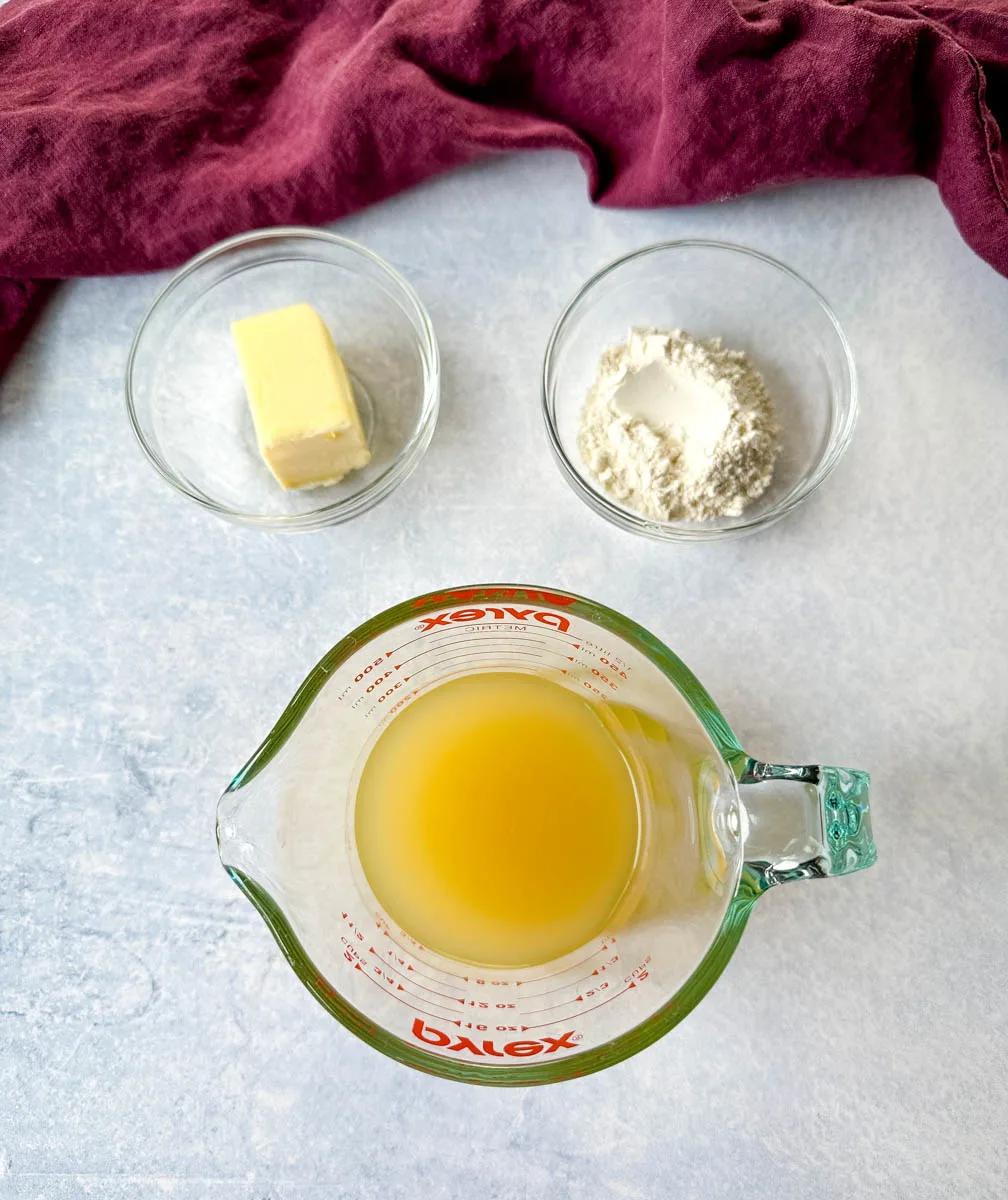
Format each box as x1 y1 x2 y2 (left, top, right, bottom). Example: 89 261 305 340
217 584 876 1085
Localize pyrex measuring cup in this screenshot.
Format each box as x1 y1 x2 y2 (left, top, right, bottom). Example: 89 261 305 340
217 584 876 1085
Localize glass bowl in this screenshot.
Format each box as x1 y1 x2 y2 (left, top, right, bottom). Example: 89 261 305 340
541 240 857 542
126 228 440 530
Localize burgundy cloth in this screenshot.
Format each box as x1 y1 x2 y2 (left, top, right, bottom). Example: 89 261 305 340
1 0 1007 368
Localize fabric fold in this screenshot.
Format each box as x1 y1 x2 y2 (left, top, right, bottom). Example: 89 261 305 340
0 0 1005 366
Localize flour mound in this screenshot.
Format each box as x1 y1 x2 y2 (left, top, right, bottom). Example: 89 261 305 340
577 328 779 522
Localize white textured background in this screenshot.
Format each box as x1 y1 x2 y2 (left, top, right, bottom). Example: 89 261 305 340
1 154 1007 1198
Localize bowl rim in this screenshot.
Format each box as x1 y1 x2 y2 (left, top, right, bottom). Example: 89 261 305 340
124 226 441 531
540 238 858 543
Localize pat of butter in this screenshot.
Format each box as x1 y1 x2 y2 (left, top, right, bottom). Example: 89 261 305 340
230 302 371 489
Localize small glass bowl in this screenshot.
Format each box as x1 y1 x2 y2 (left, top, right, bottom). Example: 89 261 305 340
126 228 440 530
541 240 857 542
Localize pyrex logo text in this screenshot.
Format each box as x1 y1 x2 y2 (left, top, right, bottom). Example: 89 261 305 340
411 1019 578 1057
416 607 570 634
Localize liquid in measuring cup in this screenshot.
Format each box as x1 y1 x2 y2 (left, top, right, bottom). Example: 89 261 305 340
354 671 644 968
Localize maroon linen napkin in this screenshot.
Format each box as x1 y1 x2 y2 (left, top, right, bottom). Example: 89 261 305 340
1 0 1006 368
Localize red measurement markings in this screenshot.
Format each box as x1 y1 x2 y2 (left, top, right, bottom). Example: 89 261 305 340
625 957 652 983
410 961 470 986
513 956 621 1001
570 650 630 676
341 912 370 942
514 941 616 989
401 977 464 1006
564 657 622 690
396 640 550 670
341 631 525 700
352 656 388 683
364 948 517 1012
384 623 576 660
576 639 627 660
381 626 475 659
458 1021 528 1033
522 979 642 1030
351 961 464 1024
521 978 612 1017
361 681 410 716
344 942 466 1018
368 947 464 1003
410 624 582 647
378 946 470 987
370 920 482 992
345 913 434 970
392 651 556 693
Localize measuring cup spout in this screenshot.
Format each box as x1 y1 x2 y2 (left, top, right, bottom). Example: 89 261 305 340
215 767 279 889
736 760 875 892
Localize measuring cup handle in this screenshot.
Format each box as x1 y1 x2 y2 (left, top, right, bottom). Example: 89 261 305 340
736 759 876 891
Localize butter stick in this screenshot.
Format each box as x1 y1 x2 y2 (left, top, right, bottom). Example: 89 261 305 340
231 303 371 489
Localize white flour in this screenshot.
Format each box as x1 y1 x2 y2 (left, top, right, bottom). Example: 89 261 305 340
577 328 779 521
